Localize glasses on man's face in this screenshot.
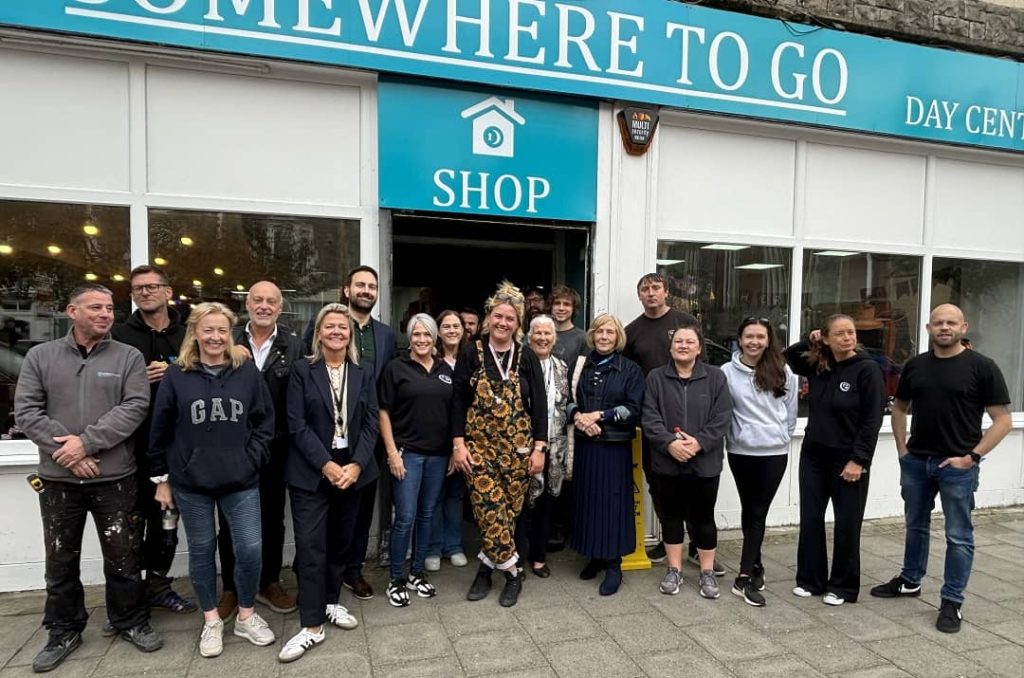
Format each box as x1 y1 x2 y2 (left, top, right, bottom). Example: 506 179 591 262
131 283 168 294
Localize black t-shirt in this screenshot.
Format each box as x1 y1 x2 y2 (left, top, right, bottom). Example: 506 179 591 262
553 326 586 367
896 349 1010 457
623 308 698 376
378 353 454 456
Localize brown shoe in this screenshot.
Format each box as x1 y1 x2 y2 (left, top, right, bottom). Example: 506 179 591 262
216 590 238 621
256 582 297 614
343 575 374 600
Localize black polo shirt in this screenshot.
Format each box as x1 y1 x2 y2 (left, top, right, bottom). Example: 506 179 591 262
378 352 454 456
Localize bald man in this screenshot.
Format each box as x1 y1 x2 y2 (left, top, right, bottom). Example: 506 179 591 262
217 281 305 618
871 304 1012 634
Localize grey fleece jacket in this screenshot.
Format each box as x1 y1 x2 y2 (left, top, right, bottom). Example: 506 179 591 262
14 330 149 483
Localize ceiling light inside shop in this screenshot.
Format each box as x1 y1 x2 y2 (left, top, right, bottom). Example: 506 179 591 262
701 244 749 251
84 273 98 281
235 284 244 292
813 250 857 257
47 245 62 255
0 245 13 255
180 236 194 246
179 294 187 301
153 257 167 266
735 263 783 270
82 223 99 236
192 279 202 287
656 259 685 266
213 267 224 276
112 274 125 282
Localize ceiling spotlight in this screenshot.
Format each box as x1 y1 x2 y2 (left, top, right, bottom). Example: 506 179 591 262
47 244 62 255
192 280 203 287
82 223 99 236
84 273 98 281
180 236 194 246
213 267 224 276
153 257 167 266
112 274 125 282
0 244 13 255
235 284 244 292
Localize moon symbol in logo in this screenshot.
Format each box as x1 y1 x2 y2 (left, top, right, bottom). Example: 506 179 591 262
483 126 504 148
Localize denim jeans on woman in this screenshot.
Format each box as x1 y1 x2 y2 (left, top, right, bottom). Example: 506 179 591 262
174 485 262 612
428 472 466 559
390 452 448 580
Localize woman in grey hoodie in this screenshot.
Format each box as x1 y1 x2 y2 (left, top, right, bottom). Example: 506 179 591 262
721 318 798 607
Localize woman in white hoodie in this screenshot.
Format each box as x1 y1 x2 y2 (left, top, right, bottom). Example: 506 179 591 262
722 317 798 607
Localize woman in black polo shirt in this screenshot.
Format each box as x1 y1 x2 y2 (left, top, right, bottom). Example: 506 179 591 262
379 313 455 607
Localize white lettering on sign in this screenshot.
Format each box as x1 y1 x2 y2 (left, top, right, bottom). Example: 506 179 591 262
442 0 494 58
432 168 551 214
708 31 748 91
665 22 706 86
554 3 600 72
295 0 341 36
506 0 546 65
607 11 644 78
357 0 429 46
906 96 1024 139
205 0 281 28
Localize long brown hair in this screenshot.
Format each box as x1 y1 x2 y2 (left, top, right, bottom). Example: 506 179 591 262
737 317 788 397
804 314 855 374
435 309 467 357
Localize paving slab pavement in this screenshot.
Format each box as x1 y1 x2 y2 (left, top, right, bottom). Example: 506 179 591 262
2 507 1021 678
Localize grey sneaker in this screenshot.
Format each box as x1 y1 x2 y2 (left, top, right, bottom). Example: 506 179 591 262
234 611 276 646
198 619 224 658
659 567 682 595
699 570 720 599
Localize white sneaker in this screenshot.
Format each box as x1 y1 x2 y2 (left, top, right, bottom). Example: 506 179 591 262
792 586 814 598
199 619 224 658
823 592 845 606
278 627 325 663
424 555 441 572
234 611 276 646
325 604 358 630
449 552 468 567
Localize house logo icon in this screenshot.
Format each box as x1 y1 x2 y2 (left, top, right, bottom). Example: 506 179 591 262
460 96 526 158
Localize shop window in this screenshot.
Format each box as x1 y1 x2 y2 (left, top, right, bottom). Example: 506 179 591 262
0 200 131 439
656 242 792 366
932 258 1023 409
801 250 921 413
148 209 359 336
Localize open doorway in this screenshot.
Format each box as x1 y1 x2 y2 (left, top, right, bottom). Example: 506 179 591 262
389 212 590 340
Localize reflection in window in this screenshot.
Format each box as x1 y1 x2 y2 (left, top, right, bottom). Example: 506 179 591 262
802 250 920 410
932 258 1023 409
148 210 359 336
0 200 131 438
656 242 792 366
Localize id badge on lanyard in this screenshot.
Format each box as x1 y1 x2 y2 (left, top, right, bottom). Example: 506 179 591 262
331 363 349 449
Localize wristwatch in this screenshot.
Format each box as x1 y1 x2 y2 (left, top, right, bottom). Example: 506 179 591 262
965 452 982 464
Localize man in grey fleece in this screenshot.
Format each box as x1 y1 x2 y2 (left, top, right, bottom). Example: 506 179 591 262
14 284 163 673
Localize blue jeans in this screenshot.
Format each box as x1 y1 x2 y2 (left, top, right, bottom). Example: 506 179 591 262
898 453 979 604
174 486 261 612
389 452 447 580
428 472 466 558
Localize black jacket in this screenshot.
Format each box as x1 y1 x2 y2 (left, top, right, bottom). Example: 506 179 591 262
234 323 304 447
784 341 885 467
149 361 274 495
567 351 645 443
642 361 733 478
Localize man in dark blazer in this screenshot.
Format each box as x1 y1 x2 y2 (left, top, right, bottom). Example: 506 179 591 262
302 265 397 600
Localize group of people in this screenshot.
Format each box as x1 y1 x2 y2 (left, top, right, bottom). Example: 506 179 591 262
13 265 1011 673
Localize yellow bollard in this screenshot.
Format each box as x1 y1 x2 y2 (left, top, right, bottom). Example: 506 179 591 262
621 428 651 571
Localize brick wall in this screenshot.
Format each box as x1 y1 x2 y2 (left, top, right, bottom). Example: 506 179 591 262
697 0 1024 59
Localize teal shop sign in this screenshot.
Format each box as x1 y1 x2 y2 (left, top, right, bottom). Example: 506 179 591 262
2 1 1024 152
378 80 597 220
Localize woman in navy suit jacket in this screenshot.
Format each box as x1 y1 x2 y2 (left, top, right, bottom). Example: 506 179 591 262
279 303 379 663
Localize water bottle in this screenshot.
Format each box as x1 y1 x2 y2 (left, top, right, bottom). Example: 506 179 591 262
161 508 179 548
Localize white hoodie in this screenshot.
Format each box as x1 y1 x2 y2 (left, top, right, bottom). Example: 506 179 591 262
721 351 799 456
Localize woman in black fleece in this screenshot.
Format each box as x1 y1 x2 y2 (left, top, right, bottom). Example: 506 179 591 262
784 314 884 605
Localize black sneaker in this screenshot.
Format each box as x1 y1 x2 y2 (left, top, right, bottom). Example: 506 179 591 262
646 542 667 564
466 564 493 601
406 572 437 598
150 589 198 613
386 578 410 607
731 576 766 607
498 569 524 607
100 620 117 637
870 575 922 598
686 551 727 577
936 599 962 633
32 631 81 673
751 563 766 591
120 621 163 653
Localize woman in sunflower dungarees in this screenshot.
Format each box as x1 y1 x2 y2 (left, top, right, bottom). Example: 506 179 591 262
451 282 548 607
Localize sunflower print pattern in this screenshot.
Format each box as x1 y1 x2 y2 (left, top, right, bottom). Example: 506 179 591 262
464 341 533 566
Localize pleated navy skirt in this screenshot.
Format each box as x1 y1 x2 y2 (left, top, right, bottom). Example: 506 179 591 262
570 438 636 560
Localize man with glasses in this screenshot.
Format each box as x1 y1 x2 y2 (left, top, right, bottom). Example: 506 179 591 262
112 265 197 615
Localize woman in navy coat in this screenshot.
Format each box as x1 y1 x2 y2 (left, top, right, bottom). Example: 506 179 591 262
278 303 379 663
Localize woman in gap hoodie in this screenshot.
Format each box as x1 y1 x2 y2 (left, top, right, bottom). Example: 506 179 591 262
722 317 798 608
784 313 884 607
149 303 275 659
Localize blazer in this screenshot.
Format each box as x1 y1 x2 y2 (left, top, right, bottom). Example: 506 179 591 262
233 323 304 446
285 357 380 492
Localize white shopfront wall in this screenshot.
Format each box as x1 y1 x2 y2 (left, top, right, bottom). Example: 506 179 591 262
1 0 1023 591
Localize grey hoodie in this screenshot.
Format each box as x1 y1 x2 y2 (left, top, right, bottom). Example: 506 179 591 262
14 330 149 483
721 352 798 457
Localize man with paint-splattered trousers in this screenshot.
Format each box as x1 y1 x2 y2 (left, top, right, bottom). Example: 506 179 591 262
14 283 163 673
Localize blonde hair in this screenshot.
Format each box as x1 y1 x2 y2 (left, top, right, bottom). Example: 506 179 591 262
178 302 244 371
483 280 526 342
586 314 627 353
309 303 360 365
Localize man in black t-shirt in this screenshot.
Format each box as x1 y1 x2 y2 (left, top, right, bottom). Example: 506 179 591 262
870 304 1012 634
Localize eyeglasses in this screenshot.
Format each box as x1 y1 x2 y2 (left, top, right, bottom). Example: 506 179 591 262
743 316 771 325
130 283 169 294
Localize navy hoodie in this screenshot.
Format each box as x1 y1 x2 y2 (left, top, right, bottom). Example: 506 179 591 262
149 360 274 495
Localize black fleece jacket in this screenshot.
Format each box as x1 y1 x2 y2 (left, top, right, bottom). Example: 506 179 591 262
784 341 885 467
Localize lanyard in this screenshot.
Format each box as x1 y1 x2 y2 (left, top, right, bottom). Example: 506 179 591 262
540 357 556 420
327 363 349 439
488 343 514 381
